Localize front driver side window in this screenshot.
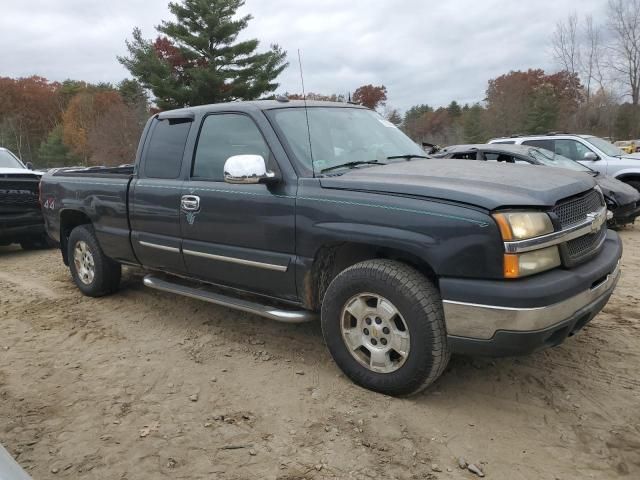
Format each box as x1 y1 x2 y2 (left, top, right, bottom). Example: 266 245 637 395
193 114 270 181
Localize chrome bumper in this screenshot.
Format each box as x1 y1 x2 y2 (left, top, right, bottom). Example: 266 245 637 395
443 261 621 340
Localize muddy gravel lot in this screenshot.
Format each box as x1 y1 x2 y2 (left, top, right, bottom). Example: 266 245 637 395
1 230 639 480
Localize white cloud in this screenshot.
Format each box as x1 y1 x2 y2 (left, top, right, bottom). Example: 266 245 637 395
0 0 607 111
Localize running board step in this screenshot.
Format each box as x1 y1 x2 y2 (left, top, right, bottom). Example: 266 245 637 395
143 274 316 324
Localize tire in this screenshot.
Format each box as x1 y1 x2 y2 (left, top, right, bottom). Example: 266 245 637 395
321 259 450 396
67 225 121 297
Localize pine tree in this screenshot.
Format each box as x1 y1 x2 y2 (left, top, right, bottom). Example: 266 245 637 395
37 126 81 168
463 104 486 143
118 0 288 109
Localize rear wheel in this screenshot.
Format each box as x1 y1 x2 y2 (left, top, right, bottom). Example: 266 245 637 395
321 259 450 396
68 225 121 297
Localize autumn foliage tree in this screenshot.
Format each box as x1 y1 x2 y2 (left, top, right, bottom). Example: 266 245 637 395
485 69 583 136
352 84 387 110
60 88 147 166
87 102 144 166
119 0 288 109
0 76 60 163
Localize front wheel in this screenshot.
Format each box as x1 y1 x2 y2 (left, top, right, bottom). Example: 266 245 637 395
68 225 121 297
321 260 450 396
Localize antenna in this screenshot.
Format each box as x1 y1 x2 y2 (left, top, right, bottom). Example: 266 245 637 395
297 49 315 176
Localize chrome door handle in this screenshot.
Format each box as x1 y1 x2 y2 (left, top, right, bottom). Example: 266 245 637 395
181 195 200 211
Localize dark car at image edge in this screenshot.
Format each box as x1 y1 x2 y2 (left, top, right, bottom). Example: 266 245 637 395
40 100 622 396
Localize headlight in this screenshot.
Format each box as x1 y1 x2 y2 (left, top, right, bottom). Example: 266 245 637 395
492 211 554 241
504 246 562 278
493 211 559 278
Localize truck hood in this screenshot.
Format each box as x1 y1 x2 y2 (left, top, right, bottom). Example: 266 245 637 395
0 167 41 177
319 159 596 210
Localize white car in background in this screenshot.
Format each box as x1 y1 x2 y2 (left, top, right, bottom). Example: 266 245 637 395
489 133 640 192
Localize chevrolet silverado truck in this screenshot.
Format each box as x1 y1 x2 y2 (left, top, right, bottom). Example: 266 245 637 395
40 101 622 396
0 147 48 250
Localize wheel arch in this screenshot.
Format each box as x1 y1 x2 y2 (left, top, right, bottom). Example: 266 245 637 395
302 241 438 311
614 171 640 187
59 209 92 265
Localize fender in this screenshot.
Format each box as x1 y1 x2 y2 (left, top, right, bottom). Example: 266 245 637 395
613 168 640 180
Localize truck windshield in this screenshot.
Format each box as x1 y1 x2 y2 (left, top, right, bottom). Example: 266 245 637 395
0 150 25 169
269 107 424 174
585 136 625 157
528 148 593 173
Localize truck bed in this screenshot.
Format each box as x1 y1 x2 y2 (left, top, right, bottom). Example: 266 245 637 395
40 166 137 264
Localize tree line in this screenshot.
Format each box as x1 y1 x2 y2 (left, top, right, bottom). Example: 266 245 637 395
0 77 149 168
3 0 640 168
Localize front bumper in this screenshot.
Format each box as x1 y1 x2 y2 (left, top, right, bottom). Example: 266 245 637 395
441 230 622 356
0 210 45 242
0 223 45 242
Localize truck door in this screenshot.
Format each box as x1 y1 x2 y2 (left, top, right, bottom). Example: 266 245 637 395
130 115 193 273
179 112 298 302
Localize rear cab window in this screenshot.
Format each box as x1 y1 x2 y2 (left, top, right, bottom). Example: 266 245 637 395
143 118 192 179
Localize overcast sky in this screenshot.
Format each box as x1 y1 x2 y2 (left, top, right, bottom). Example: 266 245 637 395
0 0 607 111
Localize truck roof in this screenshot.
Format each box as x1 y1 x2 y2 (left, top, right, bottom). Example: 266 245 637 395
158 100 366 118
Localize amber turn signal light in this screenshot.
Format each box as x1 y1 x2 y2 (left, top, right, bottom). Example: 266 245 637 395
493 213 513 241
503 254 520 279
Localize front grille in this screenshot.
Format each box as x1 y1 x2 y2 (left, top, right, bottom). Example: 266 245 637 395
552 189 604 229
563 227 607 265
0 180 40 209
553 189 606 267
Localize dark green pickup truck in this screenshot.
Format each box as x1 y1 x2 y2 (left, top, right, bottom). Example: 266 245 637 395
40 100 622 395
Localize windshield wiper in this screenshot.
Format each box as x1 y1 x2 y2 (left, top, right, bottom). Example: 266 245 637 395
386 154 429 160
320 160 385 174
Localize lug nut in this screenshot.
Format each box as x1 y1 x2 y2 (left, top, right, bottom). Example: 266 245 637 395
382 327 390 334
365 318 372 325
381 338 387 346
375 317 382 325
363 328 369 336
371 339 378 346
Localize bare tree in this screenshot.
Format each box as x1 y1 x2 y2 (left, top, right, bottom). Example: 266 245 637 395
607 0 640 105
582 15 606 101
552 13 581 77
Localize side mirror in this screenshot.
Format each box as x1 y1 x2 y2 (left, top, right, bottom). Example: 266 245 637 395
583 151 598 161
25 161 33 170
224 155 276 184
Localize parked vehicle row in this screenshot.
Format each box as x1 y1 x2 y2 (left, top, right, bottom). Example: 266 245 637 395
40 100 622 396
489 133 640 192
433 143 640 226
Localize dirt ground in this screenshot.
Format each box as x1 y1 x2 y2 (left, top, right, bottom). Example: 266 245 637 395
1 230 639 480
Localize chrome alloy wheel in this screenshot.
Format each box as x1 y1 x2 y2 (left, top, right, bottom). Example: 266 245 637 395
340 293 410 373
73 240 95 285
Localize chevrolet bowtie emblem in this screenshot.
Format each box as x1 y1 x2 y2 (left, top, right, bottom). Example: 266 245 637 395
586 211 604 233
